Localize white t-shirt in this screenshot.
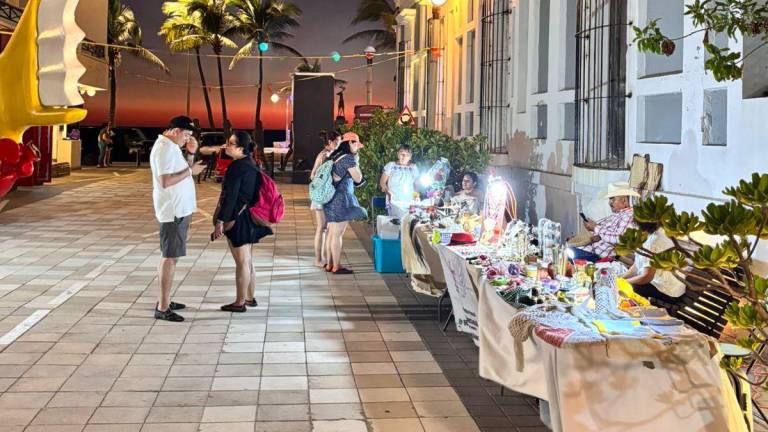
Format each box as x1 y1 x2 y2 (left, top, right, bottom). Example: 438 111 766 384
633 229 686 297
150 135 197 223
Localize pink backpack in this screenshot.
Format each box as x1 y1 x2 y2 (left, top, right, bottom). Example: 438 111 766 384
249 170 285 225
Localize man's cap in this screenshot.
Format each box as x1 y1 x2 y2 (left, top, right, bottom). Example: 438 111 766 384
168 116 199 132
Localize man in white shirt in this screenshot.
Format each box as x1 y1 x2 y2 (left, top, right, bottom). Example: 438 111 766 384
150 116 206 322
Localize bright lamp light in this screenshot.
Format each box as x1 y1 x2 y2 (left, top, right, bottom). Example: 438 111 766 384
258 42 269 52
419 173 432 187
270 93 280 103
86 89 96 97
430 0 447 5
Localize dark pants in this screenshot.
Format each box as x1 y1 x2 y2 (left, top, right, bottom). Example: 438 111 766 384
633 283 682 306
569 247 603 262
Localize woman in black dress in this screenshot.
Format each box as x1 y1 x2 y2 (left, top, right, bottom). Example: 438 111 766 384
212 131 272 312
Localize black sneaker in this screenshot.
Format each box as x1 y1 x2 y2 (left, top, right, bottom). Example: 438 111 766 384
244 299 258 307
154 308 184 322
157 301 186 311
220 303 247 313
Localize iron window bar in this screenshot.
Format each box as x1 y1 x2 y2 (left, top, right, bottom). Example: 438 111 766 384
479 0 511 154
574 0 629 169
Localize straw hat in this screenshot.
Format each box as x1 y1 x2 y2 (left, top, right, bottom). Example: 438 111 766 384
600 181 640 199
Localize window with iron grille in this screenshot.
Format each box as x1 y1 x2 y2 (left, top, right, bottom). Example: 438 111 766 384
480 0 511 153
575 0 628 168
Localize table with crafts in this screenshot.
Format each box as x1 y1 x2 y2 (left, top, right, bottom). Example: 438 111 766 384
432 232 751 432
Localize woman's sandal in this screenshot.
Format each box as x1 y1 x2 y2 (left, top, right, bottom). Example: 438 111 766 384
244 298 258 307
331 267 354 275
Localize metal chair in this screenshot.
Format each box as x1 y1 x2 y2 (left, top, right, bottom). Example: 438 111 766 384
370 196 387 223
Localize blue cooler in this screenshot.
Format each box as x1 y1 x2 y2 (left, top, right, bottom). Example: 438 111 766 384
372 235 404 273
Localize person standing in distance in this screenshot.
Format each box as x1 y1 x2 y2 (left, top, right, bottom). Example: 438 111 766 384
150 116 206 322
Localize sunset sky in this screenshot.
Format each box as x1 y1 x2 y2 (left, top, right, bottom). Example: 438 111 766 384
82 0 397 130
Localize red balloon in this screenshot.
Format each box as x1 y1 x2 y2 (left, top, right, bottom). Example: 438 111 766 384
18 160 34 178
19 144 38 163
0 174 17 198
0 162 16 177
0 139 20 165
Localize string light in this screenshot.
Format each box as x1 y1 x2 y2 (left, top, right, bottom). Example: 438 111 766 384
0 30 419 62
258 42 269 52
270 93 280 103
331 51 341 62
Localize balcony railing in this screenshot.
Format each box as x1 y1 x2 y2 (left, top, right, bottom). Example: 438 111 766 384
0 0 23 24
80 38 106 60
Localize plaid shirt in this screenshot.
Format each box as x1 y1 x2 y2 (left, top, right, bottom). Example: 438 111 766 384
584 208 635 258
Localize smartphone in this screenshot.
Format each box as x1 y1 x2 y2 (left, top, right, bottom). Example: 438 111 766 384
579 212 589 222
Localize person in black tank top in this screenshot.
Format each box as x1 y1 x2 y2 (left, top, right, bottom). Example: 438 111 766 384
212 131 272 312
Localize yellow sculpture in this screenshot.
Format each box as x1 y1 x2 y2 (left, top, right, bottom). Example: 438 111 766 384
0 0 86 196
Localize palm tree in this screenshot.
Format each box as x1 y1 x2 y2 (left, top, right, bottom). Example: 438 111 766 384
185 0 238 133
108 0 168 126
228 0 302 145
295 59 347 88
160 0 216 129
343 0 397 51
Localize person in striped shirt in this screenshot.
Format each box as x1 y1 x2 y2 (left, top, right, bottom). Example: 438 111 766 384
570 182 639 262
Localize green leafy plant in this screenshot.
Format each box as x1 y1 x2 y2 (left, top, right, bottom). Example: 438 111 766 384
633 0 768 82
616 173 768 388
347 109 490 219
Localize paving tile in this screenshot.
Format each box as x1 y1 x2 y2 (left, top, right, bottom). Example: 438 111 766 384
309 389 360 404
88 407 150 424
201 405 257 422
256 403 309 421
311 419 368 432
31 407 95 425
362 402 419 419
144 406 204 423
369 418 426 432
253 421 310 432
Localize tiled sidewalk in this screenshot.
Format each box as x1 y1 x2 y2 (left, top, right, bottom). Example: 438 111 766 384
0 170 482 432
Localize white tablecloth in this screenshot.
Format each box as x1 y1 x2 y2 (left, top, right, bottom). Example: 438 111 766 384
438 244 480 342
475 271 750 432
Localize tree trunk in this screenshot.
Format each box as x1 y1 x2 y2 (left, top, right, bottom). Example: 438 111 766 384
108 47 117 126
254 55 267 171
215 45 229 136
254 55 264 145
196 47 215 129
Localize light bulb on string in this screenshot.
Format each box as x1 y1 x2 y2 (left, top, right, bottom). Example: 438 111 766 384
86 89 96 97
270 93 280 103
258 42 269 52
331 51 341 62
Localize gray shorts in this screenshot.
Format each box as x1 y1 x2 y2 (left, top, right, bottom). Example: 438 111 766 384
159 216 190 258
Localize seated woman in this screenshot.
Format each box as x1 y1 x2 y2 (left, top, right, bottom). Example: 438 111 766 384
621 221 685 308
379 144 419 219
450 172 484 214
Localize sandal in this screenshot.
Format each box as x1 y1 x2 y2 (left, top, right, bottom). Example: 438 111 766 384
331 267 354 275
244 298 258 307
220 303 247 312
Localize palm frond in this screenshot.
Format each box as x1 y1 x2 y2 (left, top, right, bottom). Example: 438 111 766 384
128 45 169 73
229 40 255 70
342 28 396 50
349 0 395 25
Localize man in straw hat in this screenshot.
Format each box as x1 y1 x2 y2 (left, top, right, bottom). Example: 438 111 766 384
569 181 639 262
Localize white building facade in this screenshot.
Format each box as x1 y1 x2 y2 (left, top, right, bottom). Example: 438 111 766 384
395 0 768 252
